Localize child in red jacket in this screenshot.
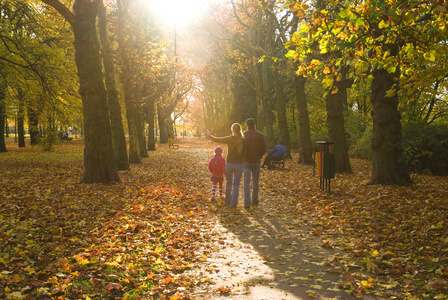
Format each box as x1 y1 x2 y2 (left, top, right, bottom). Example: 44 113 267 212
208 146 226 201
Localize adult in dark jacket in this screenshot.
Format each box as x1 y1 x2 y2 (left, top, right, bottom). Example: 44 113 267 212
262 141 287 169
243 118 266 208
206 123 246 208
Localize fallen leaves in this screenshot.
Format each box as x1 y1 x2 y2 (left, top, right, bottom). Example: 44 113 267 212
1 139 447 300
261 156 448 299
0 141 215 299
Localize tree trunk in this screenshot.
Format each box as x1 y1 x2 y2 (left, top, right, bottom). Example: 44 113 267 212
135 106 148 157
295 75 314 165
0 84 6 152
28 104 40 146
146 97 156 151
73 0 120 183
275 79 292 158
17 103 25 148
261 62 275 148
163 115 174 143
369 67 410 185
126 107 142 163
158 104 169 144
98 0 129 170
325 86 352 173
117 0 141 164
17 89 26 148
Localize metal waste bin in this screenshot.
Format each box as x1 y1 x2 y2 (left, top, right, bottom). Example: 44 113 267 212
315 141 335 193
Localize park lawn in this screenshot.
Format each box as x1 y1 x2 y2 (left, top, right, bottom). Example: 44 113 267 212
0 137 447 299
0 138 214 300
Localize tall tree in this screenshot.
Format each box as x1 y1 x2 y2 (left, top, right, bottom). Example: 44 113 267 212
40 0 119 183
285 0 414 184
145 93 156 151
16 87 26 148
325 77 352 173
158 68 192 143
27 96 43 146
98 0 129 170
369 58 409 184
116 0 141 164
294 74 314 164
0 75 6 152
288 1 353 172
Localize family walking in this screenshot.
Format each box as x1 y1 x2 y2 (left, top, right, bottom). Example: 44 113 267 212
207 118 282 209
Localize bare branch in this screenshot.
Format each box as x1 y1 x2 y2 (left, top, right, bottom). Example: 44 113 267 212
39 0 75 25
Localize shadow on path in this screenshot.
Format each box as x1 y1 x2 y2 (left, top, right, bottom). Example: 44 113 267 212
191 204 376 300
183 138 377 300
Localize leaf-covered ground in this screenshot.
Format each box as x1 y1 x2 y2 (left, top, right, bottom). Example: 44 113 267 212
0 137 447 300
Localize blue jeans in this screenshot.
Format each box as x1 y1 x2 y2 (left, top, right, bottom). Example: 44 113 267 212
243 162 261 206
225 163 243 207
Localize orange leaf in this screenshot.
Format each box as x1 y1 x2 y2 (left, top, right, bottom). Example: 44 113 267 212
106 283 121 291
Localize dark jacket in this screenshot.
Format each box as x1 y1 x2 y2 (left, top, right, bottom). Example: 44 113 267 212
209 134 246 164
243 129 266 163
269 144 287 158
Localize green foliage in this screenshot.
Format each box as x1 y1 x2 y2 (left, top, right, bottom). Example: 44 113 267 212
40 129 59 152
307 79 327 142
344 109 369 149
349 124 373 159
285 0 448 163
402 122 448 175
288 126 300 148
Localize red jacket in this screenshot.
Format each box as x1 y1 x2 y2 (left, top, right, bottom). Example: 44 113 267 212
208 155 226 176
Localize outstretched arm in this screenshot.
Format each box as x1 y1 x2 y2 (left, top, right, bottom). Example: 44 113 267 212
205 130 230 144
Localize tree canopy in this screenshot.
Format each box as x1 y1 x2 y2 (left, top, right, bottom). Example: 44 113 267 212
2 0 448 180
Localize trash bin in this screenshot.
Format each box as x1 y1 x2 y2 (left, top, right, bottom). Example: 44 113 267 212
316 141 335 193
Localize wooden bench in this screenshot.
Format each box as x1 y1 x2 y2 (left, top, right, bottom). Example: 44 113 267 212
171 143 179 149
271 159 285 169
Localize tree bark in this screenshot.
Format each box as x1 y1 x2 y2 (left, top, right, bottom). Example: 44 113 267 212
117 0 141 164
17 88 26 148
325 85 352 173
40 0 120 183
295 75 313 165
0 84 6 152
261 62 275 148
28 103 40 146
17 109 25 148
98 0 129 170
158 103 168 144
369 67 410 185
135 105 148 157
73 0 119 183
146 97 156 151
275 78 292 158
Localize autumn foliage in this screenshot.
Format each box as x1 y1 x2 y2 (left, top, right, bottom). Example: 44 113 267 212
1 138 447 299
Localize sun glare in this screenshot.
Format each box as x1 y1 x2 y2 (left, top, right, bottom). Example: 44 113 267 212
148 0 209 28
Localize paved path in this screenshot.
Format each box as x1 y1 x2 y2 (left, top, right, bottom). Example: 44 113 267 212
179 138 376 300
